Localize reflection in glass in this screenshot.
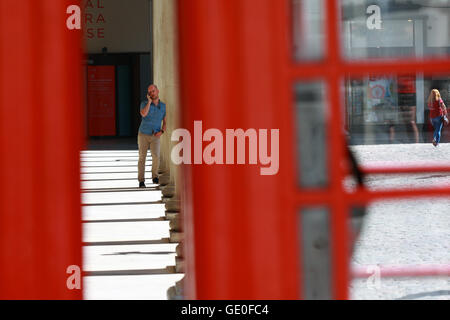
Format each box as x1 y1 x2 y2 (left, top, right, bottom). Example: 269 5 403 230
292 0 325 61
294 82 328 187
341 0 450 60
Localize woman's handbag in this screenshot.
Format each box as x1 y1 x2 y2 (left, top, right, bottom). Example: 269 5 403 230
440 99 449 125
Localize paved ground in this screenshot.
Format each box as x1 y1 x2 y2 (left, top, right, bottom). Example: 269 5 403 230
81 150 183 300
80 143 449 300
349 143 450 300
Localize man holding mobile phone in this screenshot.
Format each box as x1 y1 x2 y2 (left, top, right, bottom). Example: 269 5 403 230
138 84 167 188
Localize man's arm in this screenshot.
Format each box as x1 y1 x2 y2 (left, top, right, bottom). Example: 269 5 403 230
155 116 167 137
162 116 167 132
140 96 151 117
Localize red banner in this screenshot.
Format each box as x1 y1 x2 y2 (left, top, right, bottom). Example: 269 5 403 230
87 65 116 136
397 75 416 94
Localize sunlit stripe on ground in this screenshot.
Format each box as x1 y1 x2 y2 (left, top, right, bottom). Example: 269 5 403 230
81 150 179 300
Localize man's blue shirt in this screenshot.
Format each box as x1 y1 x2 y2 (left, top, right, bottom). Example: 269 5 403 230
139 100 166 135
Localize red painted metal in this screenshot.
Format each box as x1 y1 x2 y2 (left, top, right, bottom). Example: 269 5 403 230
362 165 450 175
291 59 450 80
298 0 450 298
177 0 297 299
324 0 351 300
0 0 83 299
295 187 450 207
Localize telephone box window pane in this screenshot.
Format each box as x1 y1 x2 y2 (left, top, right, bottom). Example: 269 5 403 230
298 207 332 299
341 0 450 60
345 73 450 145
294 82 329 188
292 0 325 61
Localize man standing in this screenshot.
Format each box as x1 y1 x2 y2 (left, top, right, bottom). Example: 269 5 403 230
138 84 166 188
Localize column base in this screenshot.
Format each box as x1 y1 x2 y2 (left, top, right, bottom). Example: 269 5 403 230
161 184 175 198
175 257 185 273
165 199 181 212
176 243 184 258
169 215 181 232
170 231 184 243
158 173 171 186
165 211 179 221
167 277 185 300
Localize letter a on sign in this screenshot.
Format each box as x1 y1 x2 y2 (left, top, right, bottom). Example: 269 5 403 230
66 265 81 290
366 5 382 30
66 5 81 30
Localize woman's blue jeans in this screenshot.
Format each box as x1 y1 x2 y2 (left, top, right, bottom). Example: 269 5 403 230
431 116 444 144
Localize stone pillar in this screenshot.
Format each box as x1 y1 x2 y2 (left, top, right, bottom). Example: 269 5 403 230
153 0 174 185
153 0 180 197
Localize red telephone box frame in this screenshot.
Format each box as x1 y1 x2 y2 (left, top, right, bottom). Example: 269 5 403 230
177 0 450 299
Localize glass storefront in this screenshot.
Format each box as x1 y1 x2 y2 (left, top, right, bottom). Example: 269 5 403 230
293 0 450 144
342 1 450 144
346 74 450 144
342 0 450 60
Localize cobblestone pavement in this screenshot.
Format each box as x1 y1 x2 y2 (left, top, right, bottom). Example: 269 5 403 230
349 143 450 300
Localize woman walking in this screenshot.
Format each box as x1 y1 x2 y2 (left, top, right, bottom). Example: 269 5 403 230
427 89 448 147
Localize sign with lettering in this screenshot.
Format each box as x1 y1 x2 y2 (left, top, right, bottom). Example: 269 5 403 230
350 19 414 48
66 1 106 39
84 0 106 39
87 66 116 136
366 5 382 30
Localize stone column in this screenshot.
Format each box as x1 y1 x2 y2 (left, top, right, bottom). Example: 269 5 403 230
153 0 180 202
153 0 184 299
153 0 172 185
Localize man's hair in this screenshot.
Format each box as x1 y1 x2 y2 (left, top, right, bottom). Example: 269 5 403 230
148 84 158 90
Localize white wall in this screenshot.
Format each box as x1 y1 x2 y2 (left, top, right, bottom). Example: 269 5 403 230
83 0 151 53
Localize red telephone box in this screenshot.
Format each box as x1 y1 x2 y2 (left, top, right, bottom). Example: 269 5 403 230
177 0 450 299
1 0 450 300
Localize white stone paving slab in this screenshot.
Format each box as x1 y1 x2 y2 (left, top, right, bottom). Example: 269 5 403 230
81 153 140 158
81 161 143 167
82 150 139 154
83 221 170 243
82 190 162 205
83 204 166 221
82 180 156 189
81 156 140 161
83 244 177 272
82 172 143 180
81 149 179 300
83 274 184 300
82 166 151 173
